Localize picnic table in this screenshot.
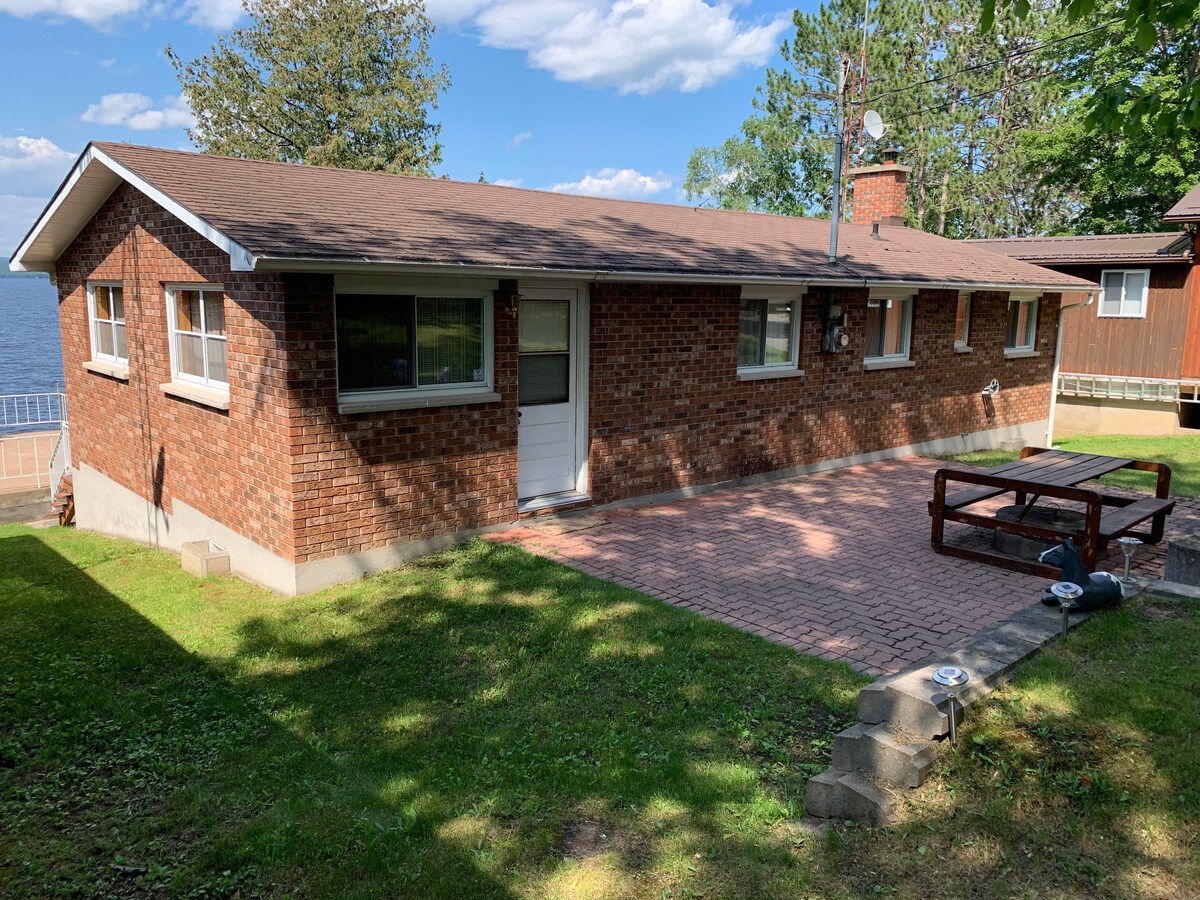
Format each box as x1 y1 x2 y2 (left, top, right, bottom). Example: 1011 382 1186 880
929 447 1175 578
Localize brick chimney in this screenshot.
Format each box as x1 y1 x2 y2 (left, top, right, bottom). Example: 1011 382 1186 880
849 147 911 227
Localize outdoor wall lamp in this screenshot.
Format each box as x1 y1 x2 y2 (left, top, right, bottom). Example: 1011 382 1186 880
931 665 970 745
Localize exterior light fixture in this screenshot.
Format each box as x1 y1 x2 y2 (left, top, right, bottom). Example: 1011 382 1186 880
1116 536 1142 579
1050 581 1084 638
931 665 970 745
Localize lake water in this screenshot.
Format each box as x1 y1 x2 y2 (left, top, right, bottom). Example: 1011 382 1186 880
0 277 63 396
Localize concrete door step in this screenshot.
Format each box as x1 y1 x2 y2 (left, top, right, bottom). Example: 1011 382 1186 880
806 596 1113 825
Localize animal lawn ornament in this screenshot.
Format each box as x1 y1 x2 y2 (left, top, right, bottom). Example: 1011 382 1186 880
1038 538 1124 611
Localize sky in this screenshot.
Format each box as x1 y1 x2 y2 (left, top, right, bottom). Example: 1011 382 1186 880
0 0 819 256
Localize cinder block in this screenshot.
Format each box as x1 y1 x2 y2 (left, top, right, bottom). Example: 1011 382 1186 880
1165 534 1200 587
804 768 899 826
181 540 231 577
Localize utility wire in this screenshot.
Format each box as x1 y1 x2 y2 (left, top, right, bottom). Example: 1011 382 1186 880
865 17 1122 103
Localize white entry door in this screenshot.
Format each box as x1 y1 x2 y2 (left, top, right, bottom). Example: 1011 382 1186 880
518 289 585 503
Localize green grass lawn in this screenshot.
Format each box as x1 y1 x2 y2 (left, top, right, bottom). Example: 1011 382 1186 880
3 525 1197 898
813 592 1200 898
932 433 1200 497
0 525 865 899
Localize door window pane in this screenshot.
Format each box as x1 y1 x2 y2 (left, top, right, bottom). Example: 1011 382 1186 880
519 354 570 405
519 300 569 352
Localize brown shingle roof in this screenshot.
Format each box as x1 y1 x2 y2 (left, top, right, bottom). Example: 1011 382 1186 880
1165 183 1200 222
29 142 1094 291
966 232 1192 265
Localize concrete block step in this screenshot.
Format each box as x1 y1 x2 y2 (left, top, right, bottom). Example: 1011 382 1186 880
833 723 939 788
804 767 898 826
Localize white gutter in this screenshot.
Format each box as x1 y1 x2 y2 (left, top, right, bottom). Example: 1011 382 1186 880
250 255 1090 294
1046 293 1095 447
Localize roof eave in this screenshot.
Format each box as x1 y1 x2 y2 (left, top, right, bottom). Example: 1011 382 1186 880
250 254 1090 293
9 143 257 274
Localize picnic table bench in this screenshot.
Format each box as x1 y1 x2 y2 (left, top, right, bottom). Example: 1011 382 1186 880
929 447 1174 578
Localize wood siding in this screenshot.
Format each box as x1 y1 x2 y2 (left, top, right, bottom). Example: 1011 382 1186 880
1056 262 1193 379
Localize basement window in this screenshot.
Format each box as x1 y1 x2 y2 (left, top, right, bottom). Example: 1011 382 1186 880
1099 269 1149 318
1005 297 1039 356
335 290 496 412
737 295 800 374
87 282 128 369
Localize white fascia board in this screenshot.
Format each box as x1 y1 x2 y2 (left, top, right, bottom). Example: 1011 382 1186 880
10 144 255 274
252 256 1089 294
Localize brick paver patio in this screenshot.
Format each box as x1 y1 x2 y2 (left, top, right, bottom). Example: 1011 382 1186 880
492 457 1200 677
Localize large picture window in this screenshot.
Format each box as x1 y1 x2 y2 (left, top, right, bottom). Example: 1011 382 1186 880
88 282 127 366
167 285 227 389
1006 298 1038 352
738 296 799 371
865 295 912 361
1099 269 1149 318
336 293 489 397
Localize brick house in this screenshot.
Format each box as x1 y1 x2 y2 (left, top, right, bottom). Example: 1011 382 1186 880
10 143 1090 594
971 228 1199 436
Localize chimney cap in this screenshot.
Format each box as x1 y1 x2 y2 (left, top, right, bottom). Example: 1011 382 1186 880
882 147 901 164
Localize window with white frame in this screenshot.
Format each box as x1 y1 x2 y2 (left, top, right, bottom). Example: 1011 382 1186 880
865 295 913 361
1006 298 1038 351
335 292 491 400
88 282 127 365
1099 269 1149 318
954 292 972 349
167 285 228 390
738 296 800 371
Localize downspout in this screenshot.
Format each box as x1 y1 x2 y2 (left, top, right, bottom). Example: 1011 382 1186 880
1046 292 1095 447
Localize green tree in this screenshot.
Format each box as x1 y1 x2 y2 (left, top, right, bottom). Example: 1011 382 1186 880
168 0 449 175
1023 2 1200 232
686 0 1072 238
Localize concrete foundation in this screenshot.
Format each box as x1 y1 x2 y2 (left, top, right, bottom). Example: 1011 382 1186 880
1053 396 1187 437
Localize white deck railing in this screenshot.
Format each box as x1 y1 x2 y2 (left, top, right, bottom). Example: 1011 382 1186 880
0 391 68 432
48 422 71 502
0 393 70 498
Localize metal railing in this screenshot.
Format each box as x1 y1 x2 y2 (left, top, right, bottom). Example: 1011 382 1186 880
48 423 71 502
0 391 68 433
1057 373 1200 404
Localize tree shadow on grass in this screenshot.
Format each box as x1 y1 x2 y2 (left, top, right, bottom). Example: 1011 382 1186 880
0 531 865 898
0 532 518 899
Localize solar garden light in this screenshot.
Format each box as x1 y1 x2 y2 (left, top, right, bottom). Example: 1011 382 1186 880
931 665 970 746
1116 536 1142 579
1050 581 1084 639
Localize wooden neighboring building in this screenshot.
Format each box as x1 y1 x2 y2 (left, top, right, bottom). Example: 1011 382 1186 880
969 231 1199 435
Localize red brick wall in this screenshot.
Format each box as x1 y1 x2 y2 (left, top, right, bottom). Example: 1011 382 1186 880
850 167 908 225
56 185 1057 569
55 183 296 559
282 276 519 563
587 283 1057 505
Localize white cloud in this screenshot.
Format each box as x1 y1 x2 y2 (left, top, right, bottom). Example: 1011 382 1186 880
81 93 195 130
508 130 533 149
1 194 53 256
0 0 144 27
493 177 524 188
98 57 117 68
0 0 244 29
0 136 74 174
182 0 244 29
427 0 788 94
548 167 671 198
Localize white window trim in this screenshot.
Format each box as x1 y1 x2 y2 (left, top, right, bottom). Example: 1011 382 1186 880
86 281 128 369
333 279 496 413
165 283 229 395
1005 297 1039 354
954 292 972 352
1098 268 1150 319
864 291 914 365
736 292 803 375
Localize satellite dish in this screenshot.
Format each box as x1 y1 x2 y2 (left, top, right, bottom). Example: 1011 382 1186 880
863 109 887 140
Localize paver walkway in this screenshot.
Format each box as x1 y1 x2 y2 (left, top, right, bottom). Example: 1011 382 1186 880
492 457 1200 677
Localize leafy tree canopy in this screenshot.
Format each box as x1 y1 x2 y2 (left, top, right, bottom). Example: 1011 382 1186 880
168 0 449 175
